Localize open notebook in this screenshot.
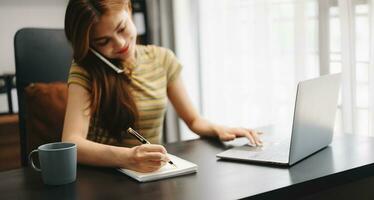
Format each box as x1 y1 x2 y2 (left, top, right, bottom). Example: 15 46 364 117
118 154 198 182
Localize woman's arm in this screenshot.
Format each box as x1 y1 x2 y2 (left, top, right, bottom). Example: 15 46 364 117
62 84 169 172
167 77 262 146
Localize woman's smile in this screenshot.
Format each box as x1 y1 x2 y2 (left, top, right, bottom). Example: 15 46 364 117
117 44 129 55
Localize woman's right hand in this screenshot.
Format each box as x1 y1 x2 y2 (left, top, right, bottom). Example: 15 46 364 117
122 144 170 173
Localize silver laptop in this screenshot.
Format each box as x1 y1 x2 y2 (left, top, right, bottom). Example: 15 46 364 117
216 73 341 166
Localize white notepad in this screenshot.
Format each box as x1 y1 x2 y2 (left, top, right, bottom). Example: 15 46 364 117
118 154 198 182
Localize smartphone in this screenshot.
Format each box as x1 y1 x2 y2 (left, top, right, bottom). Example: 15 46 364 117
90 48 124 74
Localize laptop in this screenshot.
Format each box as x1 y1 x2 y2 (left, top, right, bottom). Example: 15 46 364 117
216 73 341 166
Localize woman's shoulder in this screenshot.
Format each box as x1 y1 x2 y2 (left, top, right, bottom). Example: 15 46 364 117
136 44 172 58
68 60 92 91
136 44 162 51
69 61 90 78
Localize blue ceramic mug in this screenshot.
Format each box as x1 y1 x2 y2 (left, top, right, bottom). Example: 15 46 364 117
29 142 77 185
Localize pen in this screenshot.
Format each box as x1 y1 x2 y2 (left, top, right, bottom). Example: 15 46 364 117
127 127 176 167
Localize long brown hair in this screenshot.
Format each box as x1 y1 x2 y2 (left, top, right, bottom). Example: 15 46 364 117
64 0 138 142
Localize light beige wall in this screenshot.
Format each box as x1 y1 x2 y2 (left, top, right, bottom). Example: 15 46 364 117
0 0 68 112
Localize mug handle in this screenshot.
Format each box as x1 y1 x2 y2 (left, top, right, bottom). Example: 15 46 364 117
28 150 41 172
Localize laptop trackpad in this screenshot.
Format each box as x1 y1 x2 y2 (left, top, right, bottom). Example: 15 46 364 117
217 140 290 164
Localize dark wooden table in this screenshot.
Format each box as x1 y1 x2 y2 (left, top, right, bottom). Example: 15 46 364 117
2 134 374 200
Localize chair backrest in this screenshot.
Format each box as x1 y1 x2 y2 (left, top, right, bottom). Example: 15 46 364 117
14 28 73 166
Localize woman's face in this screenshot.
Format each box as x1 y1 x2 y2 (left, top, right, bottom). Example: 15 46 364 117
91 9 137 61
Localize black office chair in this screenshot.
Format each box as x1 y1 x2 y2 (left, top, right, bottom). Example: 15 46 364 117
14 28 73 166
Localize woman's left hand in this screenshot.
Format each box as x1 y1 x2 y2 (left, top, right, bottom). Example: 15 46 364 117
213 125 263 146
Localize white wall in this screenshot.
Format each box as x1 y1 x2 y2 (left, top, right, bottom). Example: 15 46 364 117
0 0 68 112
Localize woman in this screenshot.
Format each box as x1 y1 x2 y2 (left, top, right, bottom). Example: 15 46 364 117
62 0 262 173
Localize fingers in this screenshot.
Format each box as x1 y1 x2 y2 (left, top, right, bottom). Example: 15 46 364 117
248 129 263 146
137 144 170 162
242 129 256 145
140 157 168 172
230 128 263 146
145 152 170 162
140 144 167 154
136 164 164 173
219 132 236 141
130 144 170 172
145 160 168 168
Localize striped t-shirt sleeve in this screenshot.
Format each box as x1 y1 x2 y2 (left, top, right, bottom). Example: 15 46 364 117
157 47 182 85
67 63 92 91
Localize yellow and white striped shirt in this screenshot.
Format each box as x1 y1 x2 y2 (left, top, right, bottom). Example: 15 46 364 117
68 45 182 147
